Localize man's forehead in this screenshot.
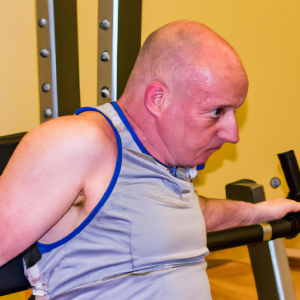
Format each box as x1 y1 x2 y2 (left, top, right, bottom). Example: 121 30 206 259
191 78 247 111
200 101 238 111
186 63 248 107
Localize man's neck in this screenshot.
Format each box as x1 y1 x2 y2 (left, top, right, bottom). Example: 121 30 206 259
117 99 176 167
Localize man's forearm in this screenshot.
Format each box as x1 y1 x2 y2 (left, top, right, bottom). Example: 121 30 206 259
198 196 300 232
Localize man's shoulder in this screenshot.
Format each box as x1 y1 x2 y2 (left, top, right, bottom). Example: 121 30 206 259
0 112 118 263
24 111 118 164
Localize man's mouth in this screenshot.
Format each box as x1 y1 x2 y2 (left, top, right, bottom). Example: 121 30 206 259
208 146 222 151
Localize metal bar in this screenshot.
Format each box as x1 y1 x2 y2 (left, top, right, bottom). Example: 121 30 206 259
53 0 80 116
269 240 296 300
97 0 115 104
47 0 58 118
117 0 142 99
207 218 293 252
247 241 281 300
225 180 296 300
97 0 142 104
36 0 57 122
278 150 300 202
36 0 80 119
246 240 296 300
111 0 119 102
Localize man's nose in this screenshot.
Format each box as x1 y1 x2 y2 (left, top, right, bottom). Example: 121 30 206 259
218 112 239 143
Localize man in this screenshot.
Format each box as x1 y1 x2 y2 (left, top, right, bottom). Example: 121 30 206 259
1 20 299 299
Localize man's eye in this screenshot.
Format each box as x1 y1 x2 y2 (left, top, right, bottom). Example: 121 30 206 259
213 108 223 116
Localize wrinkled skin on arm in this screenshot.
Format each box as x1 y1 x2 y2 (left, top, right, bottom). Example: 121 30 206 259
199 195 300 232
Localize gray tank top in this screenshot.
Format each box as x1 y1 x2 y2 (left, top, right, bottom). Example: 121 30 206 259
36 102 211 299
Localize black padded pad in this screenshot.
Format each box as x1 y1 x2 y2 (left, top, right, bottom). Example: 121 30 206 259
0 245 32 296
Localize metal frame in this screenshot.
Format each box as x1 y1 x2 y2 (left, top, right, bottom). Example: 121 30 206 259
36 0 58 122
53 0 81 116
97 0 143 104
37 0 142 111
36 0 80 120
226 180 296 300
117 0 142 99
97 0 118 104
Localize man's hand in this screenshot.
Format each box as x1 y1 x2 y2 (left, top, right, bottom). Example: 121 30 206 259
254 198 300 222
199 196 300 232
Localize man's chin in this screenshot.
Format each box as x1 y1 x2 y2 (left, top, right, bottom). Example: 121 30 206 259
178 147 222 168
195 148 221 166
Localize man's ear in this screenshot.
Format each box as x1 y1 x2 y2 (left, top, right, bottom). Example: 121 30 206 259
144 81 168 116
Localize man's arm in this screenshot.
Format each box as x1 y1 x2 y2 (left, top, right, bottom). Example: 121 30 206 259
0 113 117 266
199 196 300 232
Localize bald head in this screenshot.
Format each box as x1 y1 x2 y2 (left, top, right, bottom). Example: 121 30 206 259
118 20 249 167
122 20 248 102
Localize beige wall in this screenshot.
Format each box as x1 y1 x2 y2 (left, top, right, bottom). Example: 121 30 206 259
77 0 98 108
0 0 40 137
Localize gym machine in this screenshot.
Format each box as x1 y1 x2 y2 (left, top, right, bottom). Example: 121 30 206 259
1 2 299 299
35 0 142 123
207 150 300 300
1 150 300 298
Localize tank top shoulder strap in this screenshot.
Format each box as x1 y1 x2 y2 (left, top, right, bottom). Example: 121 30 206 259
109 102 151 155
37 106 122 255
77 103 142 153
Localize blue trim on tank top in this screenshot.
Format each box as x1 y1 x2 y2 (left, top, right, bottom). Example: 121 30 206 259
37 107 123 255
196 164 205 170
110 102 171 168
110 102 153 156
110 101 205 171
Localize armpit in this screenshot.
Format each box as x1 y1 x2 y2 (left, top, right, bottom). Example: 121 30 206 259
73 190 86 207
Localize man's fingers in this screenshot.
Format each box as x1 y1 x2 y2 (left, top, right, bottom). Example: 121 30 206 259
272 198 300 219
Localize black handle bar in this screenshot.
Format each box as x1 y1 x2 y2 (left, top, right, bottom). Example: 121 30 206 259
278 150 300 202
207 211 300 252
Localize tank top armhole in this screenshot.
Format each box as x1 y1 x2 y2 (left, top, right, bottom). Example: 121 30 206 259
37 107 122 254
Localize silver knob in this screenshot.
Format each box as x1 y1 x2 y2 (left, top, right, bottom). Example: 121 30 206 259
100 19 110 30
101 51 110 61
38 19 47 28
42 83 51 92
270 177 281 188
43 108 53 118
101 87 110 98
40 49 50 58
